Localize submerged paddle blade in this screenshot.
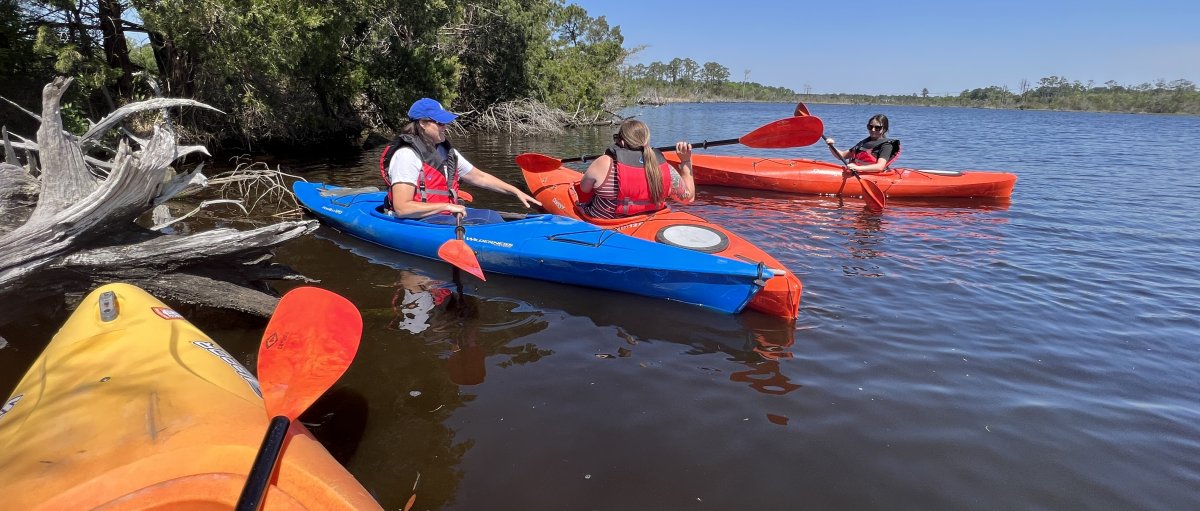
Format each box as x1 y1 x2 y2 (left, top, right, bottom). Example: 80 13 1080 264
258 287 362 420
856 175 887 212
438 239 486 281
740 116 824 148
794 102 811 116
515 153 564 173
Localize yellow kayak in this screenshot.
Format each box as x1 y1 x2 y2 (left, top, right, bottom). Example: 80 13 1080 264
0 283 382 511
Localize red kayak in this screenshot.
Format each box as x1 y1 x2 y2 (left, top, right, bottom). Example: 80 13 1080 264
521 165 802 320
663 153 1017 199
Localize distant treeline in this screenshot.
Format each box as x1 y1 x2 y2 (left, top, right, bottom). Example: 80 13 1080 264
801 76 1200 115
619 58 800 103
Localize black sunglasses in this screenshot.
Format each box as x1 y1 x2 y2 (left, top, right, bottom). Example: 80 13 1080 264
867 124 884 131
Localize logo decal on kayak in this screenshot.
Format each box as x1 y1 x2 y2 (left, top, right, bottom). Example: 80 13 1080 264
615 221 645 232
552 198 566 212
152 307 184 320
321 205 344 215
0 394 21 421
191 341 263 398
465 236 513 248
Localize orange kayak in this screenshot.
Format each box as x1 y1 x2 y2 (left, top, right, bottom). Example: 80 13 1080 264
663 153 1017 199
522 166 801 319
0 283 382 511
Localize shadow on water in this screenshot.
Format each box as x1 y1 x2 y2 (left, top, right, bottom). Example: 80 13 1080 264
299 386 370 464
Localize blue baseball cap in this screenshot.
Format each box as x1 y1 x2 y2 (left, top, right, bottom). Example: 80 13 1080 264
407 98 458 123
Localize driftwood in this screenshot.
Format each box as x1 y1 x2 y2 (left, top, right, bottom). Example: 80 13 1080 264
0 77 317 327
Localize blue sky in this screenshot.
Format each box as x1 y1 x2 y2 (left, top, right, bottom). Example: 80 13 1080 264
568 0 1200 96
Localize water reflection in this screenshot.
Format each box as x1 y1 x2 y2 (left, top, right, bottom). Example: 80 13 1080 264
583 298 803 396
386 269 553 386
693 185 1012 278
390 270 452 335
315 228 804 396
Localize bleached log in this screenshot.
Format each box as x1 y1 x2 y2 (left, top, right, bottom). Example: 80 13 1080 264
0 77 318 326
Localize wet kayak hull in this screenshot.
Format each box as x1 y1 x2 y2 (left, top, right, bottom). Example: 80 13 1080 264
520 167 802 319
294 181 768 314
664 153 1016 199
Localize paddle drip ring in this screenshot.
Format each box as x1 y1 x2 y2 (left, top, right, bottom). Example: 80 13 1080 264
654 225 729 253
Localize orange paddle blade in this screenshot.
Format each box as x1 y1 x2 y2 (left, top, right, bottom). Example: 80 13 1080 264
794 102 811 116
258 287 362 420
862 181 887 211
515 153 563 173
438 239 486 281
857 175 887 212
740 116 824 148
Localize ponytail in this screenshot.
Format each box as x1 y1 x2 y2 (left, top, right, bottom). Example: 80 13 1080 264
643 146 664 204
615 118 665 205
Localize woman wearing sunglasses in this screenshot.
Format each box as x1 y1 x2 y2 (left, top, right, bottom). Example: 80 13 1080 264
824 114 901 174
379 98 541 219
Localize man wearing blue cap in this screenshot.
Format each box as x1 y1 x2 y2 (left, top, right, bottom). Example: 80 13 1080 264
378 98 540 219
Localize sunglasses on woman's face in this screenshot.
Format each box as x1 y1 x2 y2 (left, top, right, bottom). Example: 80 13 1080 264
867 124 884 131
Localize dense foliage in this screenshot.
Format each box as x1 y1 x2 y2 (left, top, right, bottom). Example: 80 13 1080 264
802 76 1200 115
2 0 629 149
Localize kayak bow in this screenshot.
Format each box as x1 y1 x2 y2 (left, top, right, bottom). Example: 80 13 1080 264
0 283 383 511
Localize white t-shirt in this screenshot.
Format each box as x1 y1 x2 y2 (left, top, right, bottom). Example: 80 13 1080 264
387 145 475 187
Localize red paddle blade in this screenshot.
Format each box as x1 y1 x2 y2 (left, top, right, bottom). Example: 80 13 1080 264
258 287 362 420
740 116 824 148
860 178 887 211
794 102 811 116
515 153 563 173
438 239 486 281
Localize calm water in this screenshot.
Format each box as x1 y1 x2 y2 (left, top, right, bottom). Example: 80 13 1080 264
3 103 1199 510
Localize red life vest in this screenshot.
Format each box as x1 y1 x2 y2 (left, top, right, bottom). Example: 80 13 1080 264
850 137 902 169
378 134 461 210
604 145 672 216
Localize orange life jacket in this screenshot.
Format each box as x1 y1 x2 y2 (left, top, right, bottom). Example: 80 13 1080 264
607 145 672 216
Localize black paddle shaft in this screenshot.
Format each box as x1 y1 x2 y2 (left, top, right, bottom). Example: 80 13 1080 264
558 137 740 165
236 415 290 511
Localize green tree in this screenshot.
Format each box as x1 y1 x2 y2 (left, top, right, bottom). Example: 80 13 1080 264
700 61 729 86
11 0 149 121
1 0 55 134
529 2 623 112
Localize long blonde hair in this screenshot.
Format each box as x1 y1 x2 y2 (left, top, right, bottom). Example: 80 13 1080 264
615 119 664 204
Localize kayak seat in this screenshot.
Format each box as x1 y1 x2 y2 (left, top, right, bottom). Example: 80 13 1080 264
416 208 505 225
373 205 505 225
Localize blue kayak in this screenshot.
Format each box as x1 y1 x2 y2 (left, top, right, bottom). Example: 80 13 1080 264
293 181 769 314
